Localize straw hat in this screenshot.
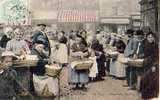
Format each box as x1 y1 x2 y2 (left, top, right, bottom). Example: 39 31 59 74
1 51 17 60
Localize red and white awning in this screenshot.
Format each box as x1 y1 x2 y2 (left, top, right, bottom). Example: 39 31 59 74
58 10 98 22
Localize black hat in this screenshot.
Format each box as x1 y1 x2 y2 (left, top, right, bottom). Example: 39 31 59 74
126 29 134 34
135 30 144 36
37 24 46 27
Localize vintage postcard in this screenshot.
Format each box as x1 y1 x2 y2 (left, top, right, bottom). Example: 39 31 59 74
0 0 159 100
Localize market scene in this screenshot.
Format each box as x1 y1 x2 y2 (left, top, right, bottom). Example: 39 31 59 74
0 0 159 100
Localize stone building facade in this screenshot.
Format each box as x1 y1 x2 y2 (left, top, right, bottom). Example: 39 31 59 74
99 0 141 34
139 0 159 36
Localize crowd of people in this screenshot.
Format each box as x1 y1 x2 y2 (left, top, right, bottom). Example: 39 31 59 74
0 24 158 100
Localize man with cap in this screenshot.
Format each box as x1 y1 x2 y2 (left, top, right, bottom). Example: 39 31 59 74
31 36 48 76
124 30 145 89
32 24 51 56
0 51 17 100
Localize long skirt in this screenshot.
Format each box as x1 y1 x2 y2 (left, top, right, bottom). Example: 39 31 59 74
110 60 126 78
96 55 106 77
60 66 69 87
69 67 89 84
110 59 116 76
140 68 159 99
33 74 59 96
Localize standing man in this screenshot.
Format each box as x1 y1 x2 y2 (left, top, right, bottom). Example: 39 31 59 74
124 30 145 89
32 24 51 56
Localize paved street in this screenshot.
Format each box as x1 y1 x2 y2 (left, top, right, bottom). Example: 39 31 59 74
61 76 140 100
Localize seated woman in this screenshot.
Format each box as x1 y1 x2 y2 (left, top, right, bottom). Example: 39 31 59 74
69 34 89 90
31 37 59 97
6 27 31 55
5 27 31 95
0 51 17 100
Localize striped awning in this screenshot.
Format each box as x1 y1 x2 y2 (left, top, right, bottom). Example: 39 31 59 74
58 10 98 22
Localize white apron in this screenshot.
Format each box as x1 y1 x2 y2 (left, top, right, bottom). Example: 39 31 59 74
110 54 127 77
33 74 59 96
89 56 98 78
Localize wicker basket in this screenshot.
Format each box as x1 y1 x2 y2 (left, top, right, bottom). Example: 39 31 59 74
107 51 118 58
74 60 93 70
128 59 144 67
45 64 61 77
117 55 129 64
13 60 38 67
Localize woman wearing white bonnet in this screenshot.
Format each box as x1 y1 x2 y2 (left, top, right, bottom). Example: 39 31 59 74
6 27 31 55
5 27 31 96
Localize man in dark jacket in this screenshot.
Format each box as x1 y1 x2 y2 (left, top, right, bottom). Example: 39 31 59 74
31 37 48 76
32 24 50 56
124 30 145 89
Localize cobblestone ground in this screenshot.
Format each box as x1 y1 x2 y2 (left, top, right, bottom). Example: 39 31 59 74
18 76 141 100
60 76 141 100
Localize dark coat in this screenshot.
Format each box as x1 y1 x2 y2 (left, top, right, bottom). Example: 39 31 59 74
144 41 158 71
124 38 145 58
0 68 17 98
32 31 50 52
91 41 106 77
31 49 48 75
140 41 159 99
0 35 11 48
140 64 159 99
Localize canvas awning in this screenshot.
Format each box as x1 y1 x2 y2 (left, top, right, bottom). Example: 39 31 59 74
57 10 98 23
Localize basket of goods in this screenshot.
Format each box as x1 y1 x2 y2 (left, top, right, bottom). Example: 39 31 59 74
106 50 118 58
45 64 62 77
71 59 93 70
117 55 129 64
13 55 39 67
127 58 144 67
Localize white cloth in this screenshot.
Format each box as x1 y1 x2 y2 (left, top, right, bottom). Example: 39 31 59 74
89 56 98 78
70 60 93 69
33 74 58 96
50 42 68 64
110 54 127 77
0 70 4 74
50 40 58 61
55 43 68 64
